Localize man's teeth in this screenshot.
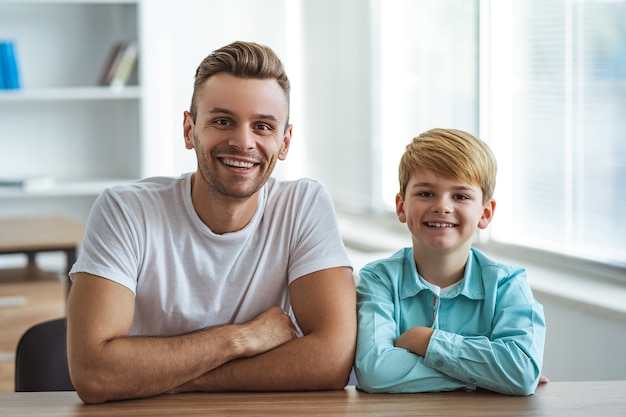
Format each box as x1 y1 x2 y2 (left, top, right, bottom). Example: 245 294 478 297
223 159 254 168
427 222 454 228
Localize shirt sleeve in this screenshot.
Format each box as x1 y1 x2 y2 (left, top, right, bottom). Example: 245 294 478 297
286 181 352 282
424 269 546 395
354 265 474 393
69 187 142 294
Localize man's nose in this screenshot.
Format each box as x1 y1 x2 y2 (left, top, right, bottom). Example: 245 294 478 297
228 127 255 150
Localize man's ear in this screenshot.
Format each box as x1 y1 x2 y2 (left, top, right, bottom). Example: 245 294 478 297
396 193 407 223
183 111 195 149
278 124 293 160
478 199 496 229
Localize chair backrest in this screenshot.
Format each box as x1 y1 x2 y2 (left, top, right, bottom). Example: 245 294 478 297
14 317 74 391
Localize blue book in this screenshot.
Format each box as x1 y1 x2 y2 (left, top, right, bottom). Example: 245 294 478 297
0 41 7 90
0 40 21 90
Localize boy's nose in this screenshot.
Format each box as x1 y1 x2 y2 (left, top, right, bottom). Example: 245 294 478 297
431 197 453 214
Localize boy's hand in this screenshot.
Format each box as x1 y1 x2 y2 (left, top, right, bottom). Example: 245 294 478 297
394 326 434 356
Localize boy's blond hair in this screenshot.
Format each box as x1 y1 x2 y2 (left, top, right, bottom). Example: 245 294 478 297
398 128 497 203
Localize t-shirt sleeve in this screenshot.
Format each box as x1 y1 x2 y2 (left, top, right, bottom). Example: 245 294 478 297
69 188 142 294
286 181 352 283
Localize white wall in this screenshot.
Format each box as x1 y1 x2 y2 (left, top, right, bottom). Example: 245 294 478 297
139 0 303 181
535 291 626 381
140 0 626 383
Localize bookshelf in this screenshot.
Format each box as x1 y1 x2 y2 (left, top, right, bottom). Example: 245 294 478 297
0 0 142 223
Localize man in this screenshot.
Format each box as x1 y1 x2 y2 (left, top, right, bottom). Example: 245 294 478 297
67 41 356 404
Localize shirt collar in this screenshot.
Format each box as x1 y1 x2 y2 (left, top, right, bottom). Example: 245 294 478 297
400 247 485 300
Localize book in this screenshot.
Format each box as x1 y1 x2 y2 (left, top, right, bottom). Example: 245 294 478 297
99 41 138 88
110 41 138 89
0 176 56 192
0 39 21 90
99 42 127 86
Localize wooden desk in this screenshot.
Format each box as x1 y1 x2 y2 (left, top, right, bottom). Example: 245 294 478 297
0 216 84 288
0 382 624 417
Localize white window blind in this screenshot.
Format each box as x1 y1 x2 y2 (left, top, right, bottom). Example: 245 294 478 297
484 0 626 267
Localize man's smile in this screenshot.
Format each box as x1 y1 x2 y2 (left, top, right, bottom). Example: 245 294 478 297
221 158 256 169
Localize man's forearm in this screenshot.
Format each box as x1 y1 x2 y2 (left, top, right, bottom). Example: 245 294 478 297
70 307 296 404
186 331 354 392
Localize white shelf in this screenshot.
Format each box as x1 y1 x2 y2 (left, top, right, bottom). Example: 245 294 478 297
0 1 142 223
0 179 137 198
0 86 141 101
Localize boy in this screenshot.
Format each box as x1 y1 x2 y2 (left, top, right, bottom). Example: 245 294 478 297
354 128 545 395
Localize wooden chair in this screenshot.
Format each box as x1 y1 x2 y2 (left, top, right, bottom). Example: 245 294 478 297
14 317 74 391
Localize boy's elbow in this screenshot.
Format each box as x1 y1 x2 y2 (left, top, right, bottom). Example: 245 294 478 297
354 361 400 393
499 368 541 396
507 380 537 396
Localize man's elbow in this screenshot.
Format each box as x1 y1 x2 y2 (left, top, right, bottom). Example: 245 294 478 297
319 350 355 390
71 375 109 404
69 362 116 404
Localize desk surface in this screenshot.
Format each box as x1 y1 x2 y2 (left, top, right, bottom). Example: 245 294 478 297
0 216 84 252
1 382 625 417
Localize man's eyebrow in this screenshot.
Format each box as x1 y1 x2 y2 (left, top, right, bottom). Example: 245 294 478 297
208 107 234 115
207 107 280 123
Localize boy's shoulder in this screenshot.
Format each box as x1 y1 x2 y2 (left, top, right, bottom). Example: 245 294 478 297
470 247 526 281
363 247 412 269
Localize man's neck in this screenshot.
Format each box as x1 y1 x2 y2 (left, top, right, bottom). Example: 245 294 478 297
190 173 260 235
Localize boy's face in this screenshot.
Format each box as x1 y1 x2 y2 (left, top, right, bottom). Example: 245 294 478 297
396 168 495 255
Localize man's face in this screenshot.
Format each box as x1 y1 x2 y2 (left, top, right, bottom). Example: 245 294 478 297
184 73 292 201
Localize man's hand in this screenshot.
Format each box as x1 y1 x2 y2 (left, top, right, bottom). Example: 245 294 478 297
235 306 297 357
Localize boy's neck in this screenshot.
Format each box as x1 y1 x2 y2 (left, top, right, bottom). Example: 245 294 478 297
413 245 470 288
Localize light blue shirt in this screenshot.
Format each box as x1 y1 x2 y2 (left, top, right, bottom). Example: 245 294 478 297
355 247 545 395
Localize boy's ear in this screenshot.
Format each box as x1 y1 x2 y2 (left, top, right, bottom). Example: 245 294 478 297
478 199 496 229
396 193 407 223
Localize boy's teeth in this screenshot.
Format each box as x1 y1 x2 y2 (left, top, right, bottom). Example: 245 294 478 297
428 222 453 228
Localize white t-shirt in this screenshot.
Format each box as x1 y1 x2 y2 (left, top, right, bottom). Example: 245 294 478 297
70 173 352 336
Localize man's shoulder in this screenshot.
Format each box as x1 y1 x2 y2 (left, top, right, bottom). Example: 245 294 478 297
264 177 327 201
102 174 187 197
266 176 323 191
96 174 189 214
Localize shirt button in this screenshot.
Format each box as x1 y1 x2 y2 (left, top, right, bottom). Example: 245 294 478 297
435 360 444 367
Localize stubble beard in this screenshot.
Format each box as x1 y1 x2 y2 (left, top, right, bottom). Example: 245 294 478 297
193 132 277 202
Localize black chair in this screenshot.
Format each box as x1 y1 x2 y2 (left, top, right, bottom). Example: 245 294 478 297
14 317 74 391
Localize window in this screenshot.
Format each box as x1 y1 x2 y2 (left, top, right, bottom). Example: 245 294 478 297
484 0 626 267
377 0 479 211
296 0 625 270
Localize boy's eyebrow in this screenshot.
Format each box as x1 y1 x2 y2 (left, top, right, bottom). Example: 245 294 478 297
411 182 478 192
